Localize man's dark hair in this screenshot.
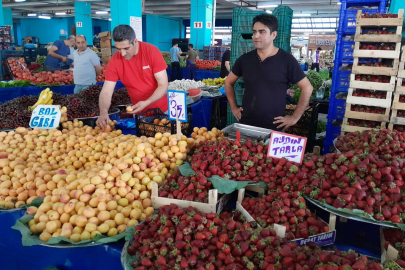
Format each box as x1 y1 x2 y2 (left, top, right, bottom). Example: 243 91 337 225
189 44 193 49
113 25 136 44
317 47 322 51
28 39 32 43
252 14 278 33
173 42 178 46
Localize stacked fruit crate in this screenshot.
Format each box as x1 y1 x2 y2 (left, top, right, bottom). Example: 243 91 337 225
273 6 293 53
389 46 405 131
341 9 404 134
323 0 387 153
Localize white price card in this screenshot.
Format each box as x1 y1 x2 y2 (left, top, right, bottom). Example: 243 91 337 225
29 105 61 129
167 90 187 122
194 22 203 28
267 131 307 165
76 22 82 27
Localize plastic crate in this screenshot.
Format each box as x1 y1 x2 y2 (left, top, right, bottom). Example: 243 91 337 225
333 70 352 88
273 5 293 35
324 121 342 146
234 82 245 105
342 9 381 34
232 7 265 33
230 33 255 59
322 143 337 154
274 33 291 53
227 103 239 125
327 98 346 120
319 71 330 79
286 103 319 127
335 40 355 63
135 108 191 137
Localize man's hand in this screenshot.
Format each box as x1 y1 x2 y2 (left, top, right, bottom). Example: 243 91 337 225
96 113 111 130
231 107 243 121
62 56 67 63
273 115 299 131
128 100 152 114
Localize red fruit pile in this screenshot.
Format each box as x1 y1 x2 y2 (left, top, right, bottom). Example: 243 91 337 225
96 64 106 82
399 96 405 103
362 29 396 35
383 229 405 263
347 119 382 128
360 44 395 51
352 90 387 99
351 105 386 115
110 87 132 106
242 195 329 240
358 62 391 68
189 138 269 182
127 204 403 270
398 110 405 117
361 12 398 18
335 129 405 156
159 173 212 203
355 75 390 83
304 151 405 223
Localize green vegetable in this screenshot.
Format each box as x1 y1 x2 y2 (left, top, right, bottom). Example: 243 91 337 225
33 67 43 73
306 70 323 92
213 65 221 71
0 80 31 88
179 58 186 68
292 89 301 104
317 122 326 133
35 56 46 66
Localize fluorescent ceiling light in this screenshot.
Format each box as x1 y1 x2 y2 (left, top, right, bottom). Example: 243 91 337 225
266 10 272 14
293 14 311 17
55 12 66 15
108 18 112 21
337 2 342 4
27 13 37 17
258 5 278 8
15 0 26 2
96 11 108 14
38 15 51 19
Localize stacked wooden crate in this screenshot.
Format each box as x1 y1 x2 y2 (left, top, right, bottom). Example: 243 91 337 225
341 9 404 134
389 46 405 131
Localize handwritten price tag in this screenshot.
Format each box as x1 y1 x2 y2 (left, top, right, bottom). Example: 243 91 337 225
267 131 307 165
30 105 61 129
167 90 187 122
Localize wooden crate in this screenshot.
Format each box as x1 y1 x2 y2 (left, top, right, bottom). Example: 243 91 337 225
402 46 405 62
389 109 405 126
355 9 404 27
398 62 405 78
344 104 390 122
341 121 386 135
354 34 402 43
352 59 399 76
396 78 405 93
349 74 396 91
150 182 230 214
391 93 405 110
346 88 393 108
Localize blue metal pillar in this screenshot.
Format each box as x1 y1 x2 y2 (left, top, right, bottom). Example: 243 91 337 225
390 0 405 38
190 0 213 50
0 1 4 26
74 2 93 45
110 0 142 42
3 8 13 40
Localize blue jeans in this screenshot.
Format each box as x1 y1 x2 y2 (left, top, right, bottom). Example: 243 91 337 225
74 84 92 93
189 64 196 80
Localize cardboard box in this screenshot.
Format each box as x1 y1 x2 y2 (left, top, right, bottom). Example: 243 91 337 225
100 38 111 49
98 31 111 39
101 48 112 56
101 55 111 64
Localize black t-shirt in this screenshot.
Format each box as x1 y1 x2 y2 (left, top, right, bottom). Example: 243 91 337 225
232 49 305 130
220 50 230 78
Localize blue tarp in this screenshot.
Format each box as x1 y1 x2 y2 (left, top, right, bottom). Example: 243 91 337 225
191 99 213 128
0 210 124 270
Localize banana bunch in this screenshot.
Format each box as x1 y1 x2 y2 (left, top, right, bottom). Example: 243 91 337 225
29 88 53 111
202 77 226 87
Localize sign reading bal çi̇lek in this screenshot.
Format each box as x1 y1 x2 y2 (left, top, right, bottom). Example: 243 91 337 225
267 131 307 165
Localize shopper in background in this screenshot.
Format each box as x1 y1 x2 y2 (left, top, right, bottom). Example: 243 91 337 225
170 42 182 81
220 47 231 78
44 35 75 72
311 47 322 72
72 35 102 93
185 44 198 80
225 14 313 131
96 25 168 130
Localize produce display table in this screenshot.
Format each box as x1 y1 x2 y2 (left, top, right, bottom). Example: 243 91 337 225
0 210 123 270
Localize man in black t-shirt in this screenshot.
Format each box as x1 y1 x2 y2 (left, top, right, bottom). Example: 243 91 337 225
225 14 313 131
220 48 230 78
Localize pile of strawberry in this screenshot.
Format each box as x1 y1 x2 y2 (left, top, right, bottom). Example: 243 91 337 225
303 150 405 223
383 228 405 261
189 138 270 182
159 173 212 203
399 96 405 103
352 90 387 99
361 12 398 18
335 129 405 156
348 119 383 128
358 62 391 68
127 204 404 270
351 105 386 115
360 44 395 51
242 194 329 240
355 75 391 83
362 29 396 35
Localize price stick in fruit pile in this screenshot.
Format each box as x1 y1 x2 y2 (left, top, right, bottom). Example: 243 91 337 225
167 90 187 140
29 105 61 129
267 131 307 164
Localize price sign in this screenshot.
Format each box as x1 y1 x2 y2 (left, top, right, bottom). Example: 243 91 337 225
76 22 83 27
30 105 61 129
206 21 212 29
267 131 307 164
194 22 203 28
167 90 187 122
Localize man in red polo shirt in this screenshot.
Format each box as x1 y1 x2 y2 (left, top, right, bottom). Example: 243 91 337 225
96 25 168 130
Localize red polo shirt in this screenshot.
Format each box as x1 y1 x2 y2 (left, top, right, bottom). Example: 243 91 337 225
105 42 168 112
